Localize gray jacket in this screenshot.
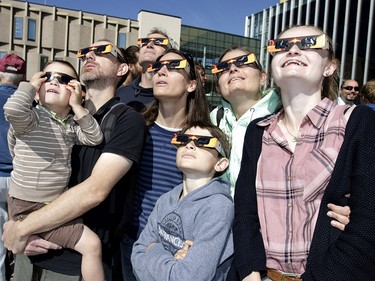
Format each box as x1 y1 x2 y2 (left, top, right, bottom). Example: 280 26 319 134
131 178 234 281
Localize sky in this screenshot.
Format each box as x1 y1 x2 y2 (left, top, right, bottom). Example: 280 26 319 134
20 0 279 36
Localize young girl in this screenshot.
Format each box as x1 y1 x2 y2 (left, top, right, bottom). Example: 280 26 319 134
230 25 375 280
4 60 105 281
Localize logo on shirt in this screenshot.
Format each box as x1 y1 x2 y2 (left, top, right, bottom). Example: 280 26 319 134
158 212 185 254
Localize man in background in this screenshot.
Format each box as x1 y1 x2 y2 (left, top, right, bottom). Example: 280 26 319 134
0 53 26 281
120 45 142 87
337 79 360 106
116 28 173 112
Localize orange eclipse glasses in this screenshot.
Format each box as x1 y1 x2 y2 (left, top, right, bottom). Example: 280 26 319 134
171 133 226 157
211 53 262 75
267 34 330 55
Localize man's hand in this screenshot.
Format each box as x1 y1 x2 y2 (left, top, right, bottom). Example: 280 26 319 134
2 220 28 254
23 235 62 256
327 203 351 231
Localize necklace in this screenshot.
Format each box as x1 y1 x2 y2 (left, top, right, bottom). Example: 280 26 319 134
282 119 298 142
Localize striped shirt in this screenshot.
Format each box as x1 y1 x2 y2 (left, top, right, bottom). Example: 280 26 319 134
4 82 103 203
131 123 182 239
256 98 348 274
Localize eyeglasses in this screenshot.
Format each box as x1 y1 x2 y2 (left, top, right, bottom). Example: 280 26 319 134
211 53 262 75
171 133 226 157
267 34 330 55
147 59 189 73
342 86 360 92
137 37 169 47
77 44 125 63
42 72 75 85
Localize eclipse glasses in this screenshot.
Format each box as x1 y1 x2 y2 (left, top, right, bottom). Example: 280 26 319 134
77 44 125 63
267 34 330 54
171 133 226 157
211 53 262 75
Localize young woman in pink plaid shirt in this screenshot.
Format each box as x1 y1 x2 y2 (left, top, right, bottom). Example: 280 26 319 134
230 25 375 281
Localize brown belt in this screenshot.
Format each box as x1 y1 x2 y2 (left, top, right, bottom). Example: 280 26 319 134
267 268 302 281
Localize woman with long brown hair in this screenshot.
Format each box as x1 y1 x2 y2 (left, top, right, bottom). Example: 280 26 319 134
121 49 210 281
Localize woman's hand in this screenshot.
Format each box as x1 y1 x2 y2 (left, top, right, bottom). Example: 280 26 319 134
327 203 351 231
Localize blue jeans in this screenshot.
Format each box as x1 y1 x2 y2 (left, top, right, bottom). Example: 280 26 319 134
0 177 9 281
121 235 136 281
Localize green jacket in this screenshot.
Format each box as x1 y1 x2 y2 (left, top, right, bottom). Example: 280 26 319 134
210 89 281 197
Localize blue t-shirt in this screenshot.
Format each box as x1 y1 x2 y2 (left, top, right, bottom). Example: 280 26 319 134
0 83 17 176
130 123 182 239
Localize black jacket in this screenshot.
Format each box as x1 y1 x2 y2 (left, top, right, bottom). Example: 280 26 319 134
228 105 375 281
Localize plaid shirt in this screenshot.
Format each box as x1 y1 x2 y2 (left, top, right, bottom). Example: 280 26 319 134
256 98 348 274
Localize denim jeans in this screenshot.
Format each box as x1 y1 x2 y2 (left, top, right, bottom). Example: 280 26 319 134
121 235 136 281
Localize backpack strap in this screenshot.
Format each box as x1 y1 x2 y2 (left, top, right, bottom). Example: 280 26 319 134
100 103 130 146
99 103 131 216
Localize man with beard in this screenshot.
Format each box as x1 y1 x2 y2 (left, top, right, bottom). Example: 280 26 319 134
337 79 360 106
2 40 146 281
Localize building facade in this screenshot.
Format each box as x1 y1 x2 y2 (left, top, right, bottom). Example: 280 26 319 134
0 0 260 101
245 0 375 85
0 0 139 79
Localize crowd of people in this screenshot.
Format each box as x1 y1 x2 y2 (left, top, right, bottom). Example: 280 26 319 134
1 24 375 281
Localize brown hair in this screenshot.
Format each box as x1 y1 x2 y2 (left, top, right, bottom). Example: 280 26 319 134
43 60 79 79
122 45 139 65
143 49 210 127
362 80 375 104
181 120 231 159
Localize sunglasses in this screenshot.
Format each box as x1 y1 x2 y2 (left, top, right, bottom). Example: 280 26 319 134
267 34 330 54
42 72 75 85
77 44 125 63
211 53 261 75
171 133 226 157
137 37 169 47
147 59 189 73
342 86 360 92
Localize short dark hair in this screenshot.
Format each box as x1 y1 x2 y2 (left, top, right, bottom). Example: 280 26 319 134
123 45 139 65
181 120 231 159
43 60 78 79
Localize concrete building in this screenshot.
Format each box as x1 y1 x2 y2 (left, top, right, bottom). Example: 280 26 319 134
245 0 375 85
0 0 260 99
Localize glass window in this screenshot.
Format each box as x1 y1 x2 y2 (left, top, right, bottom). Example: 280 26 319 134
28 19 36 41
40 55 49 71
14 17 23 40
0 51 7 59
119 33 126 48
